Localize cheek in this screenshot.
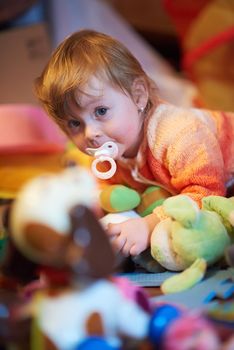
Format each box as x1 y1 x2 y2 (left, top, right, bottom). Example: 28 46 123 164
108 124 137 151
118 116 140 141
70 134 87 152
107 109 138 140
107 124 126 142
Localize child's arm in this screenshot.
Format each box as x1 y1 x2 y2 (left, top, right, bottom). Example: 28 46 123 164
107 212 160 256
149 110 227 207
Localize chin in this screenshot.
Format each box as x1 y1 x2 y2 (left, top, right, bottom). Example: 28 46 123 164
122 151 136 159
123 145 138 158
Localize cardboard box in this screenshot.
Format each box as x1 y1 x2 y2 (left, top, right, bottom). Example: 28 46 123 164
0 23 51 104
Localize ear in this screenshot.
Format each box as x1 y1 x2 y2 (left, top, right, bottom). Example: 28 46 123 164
131 78 149 110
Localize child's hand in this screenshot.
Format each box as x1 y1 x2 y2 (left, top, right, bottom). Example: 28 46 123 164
107 217 151 257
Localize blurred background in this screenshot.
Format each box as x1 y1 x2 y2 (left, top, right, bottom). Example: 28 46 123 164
0 0 233 110
0 0 233 218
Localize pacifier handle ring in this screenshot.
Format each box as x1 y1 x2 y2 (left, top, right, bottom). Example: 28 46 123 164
91 156 117 180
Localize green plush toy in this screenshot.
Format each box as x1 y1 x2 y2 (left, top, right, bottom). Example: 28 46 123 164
151 195 232 293
99 185 170 214
99 185 141 213
136 186 171 217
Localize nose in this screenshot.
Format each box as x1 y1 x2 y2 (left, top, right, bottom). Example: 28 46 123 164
85 121 101 146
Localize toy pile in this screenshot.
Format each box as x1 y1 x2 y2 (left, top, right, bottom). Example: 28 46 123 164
100 182 234 291
0 166 233 349
0 104 233 349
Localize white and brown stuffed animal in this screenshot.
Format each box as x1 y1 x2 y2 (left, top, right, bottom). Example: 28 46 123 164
6 167 150 349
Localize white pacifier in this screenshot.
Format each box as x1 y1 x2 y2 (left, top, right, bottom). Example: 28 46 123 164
86 141 118 180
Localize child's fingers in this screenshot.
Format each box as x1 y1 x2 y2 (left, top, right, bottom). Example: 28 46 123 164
121 242 131 257
129 244 142 256
112 235 127 254
107 223 121 236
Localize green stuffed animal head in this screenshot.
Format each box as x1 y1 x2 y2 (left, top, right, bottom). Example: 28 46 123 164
151 195 231 271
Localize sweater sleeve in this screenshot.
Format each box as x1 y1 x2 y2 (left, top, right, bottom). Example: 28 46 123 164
166 120 226 205
166 116 225 205
149 109 226 219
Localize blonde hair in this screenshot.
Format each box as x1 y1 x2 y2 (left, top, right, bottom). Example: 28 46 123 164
35 29 158 128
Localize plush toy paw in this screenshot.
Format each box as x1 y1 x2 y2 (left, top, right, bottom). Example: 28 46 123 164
99 185 141 213
136 186 171 217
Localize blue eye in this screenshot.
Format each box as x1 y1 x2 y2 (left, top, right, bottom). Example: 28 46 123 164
95 107 108 117
67 119 80 129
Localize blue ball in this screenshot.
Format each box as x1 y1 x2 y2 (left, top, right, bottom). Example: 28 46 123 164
76 337 120 350
148 304 182 345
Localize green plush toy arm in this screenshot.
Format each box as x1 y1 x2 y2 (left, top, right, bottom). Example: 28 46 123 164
202 196 234 238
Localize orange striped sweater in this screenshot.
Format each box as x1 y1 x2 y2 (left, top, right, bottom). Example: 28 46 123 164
102 103 234 219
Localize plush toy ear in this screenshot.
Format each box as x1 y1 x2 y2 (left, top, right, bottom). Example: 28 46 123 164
163 195 200 228
69 205 115 279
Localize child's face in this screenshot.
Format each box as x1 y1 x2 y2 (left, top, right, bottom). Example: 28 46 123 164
65 76 144 159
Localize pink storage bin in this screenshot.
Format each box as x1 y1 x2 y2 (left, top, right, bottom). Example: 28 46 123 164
0 104 67 154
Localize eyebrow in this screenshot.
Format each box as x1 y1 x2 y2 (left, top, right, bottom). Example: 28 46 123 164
77 93 105 110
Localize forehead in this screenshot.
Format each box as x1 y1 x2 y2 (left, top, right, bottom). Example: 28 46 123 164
74 76 106 106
